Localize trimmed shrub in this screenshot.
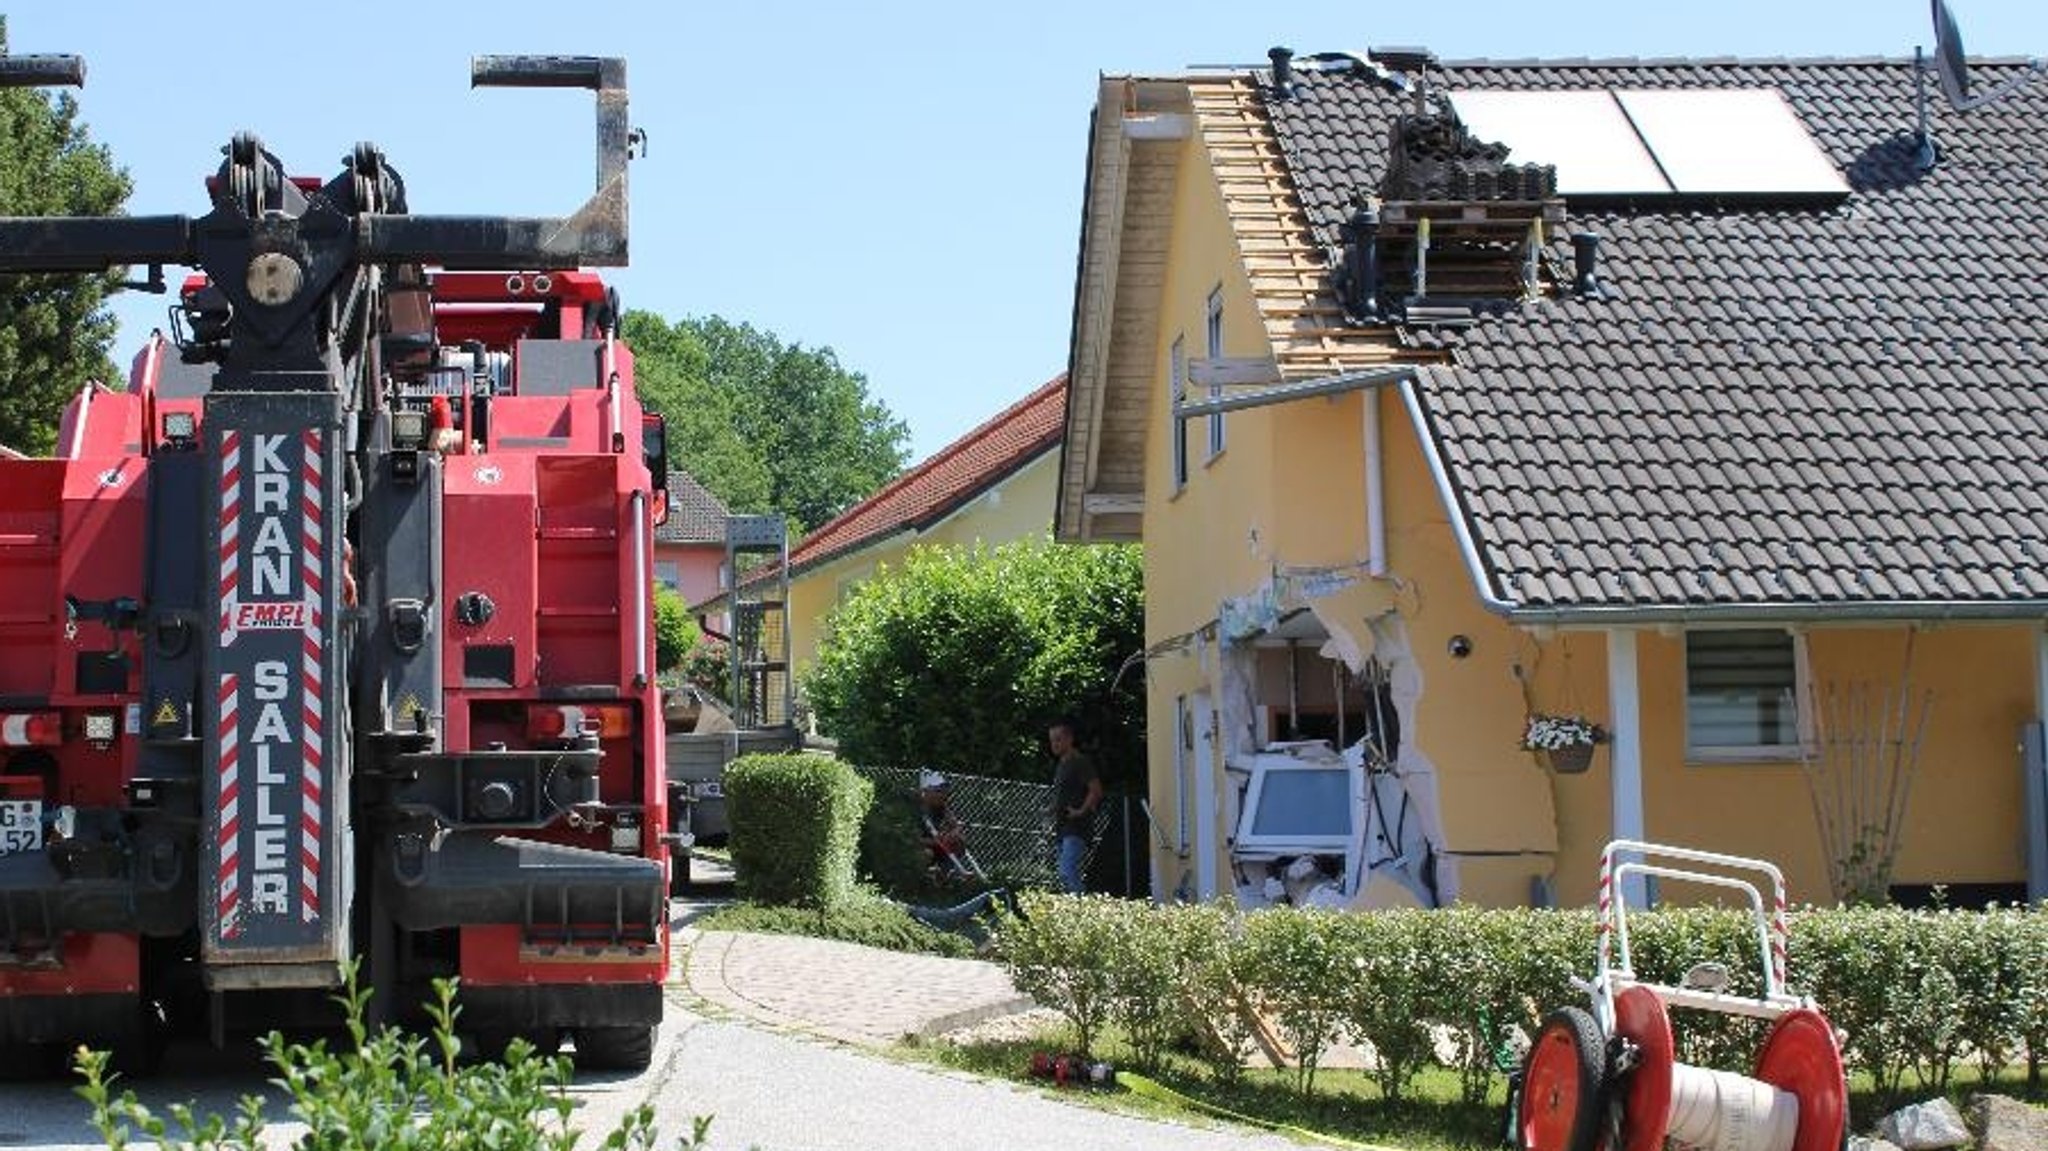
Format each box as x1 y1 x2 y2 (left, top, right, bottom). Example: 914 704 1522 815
725 753 872 909
997 893 1126 1056
1000 898 2048 1104
1239 907 1351 1096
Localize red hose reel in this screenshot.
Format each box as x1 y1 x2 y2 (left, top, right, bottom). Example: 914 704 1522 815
1515 841 1847 1151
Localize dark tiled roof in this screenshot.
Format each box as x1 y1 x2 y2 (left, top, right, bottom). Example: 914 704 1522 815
1264 57 2048 615
656 470 730 544
786 375 1066 576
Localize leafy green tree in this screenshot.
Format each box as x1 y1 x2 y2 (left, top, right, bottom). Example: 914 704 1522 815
803 539 1145 788
653 583 699 672
623 312 907 533
0 21 132 453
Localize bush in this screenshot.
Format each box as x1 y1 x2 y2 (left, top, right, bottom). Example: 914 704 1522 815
803 540 1145 788
653 584 699 673
701 894 974 958
680 636 731 702
1000 898 2048 1106
1238 906 1350 1096
726 753 872 909
857 787 938 901
76 962 710 1151
996 893 1127 1056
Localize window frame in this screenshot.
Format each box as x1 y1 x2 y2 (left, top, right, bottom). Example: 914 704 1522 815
1683 627 1812 763
1169 334 1188 491
1204 287 1226 460
1233 755 1358 854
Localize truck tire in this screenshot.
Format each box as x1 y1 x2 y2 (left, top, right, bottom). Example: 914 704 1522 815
576 1024 655 1072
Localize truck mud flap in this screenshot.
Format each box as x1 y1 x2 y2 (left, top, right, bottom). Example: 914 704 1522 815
379 834 662 939
0 849 193 948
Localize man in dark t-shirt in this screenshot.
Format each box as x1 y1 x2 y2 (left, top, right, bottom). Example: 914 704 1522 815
1047 717 1101 893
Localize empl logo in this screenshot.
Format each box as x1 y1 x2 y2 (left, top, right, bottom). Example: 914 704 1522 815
234 601 309 629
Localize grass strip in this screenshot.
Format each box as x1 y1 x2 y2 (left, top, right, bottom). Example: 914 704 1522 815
1118 1071 1414 1151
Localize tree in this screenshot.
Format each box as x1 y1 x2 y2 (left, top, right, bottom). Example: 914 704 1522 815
623 312 908 533
803 540 1145 788
0 22 132 453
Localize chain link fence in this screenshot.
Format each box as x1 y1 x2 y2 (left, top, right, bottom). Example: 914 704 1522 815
852 764 1146 895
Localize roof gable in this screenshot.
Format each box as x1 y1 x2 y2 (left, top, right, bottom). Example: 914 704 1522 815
790 375 1067 574
656 469 731 545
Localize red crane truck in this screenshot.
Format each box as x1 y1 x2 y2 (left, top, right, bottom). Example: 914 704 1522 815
0 52 670 1072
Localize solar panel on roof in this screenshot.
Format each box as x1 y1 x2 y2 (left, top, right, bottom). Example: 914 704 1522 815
1615 89 1849 196
1449 89 1671 194
1447 90 1672 195
1444 87 1847 199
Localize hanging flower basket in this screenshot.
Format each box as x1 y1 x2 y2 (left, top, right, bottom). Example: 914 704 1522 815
1537 742 1596 774
1522 714 1607 776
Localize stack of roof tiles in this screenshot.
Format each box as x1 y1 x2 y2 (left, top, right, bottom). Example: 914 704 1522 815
1262 57 2048 614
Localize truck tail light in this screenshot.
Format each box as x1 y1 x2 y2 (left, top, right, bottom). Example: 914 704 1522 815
0 712 62 747
526 703 632 742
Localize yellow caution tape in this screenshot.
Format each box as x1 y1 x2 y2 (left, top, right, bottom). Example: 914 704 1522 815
1115 1071 1412 1151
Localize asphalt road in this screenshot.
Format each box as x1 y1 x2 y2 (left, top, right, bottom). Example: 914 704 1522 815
6 985 1294 1151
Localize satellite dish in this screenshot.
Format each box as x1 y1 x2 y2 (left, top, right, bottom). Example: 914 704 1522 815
1928 0 2043 112
1931 0 1972 108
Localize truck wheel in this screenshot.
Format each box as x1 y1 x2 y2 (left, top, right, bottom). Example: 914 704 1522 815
669 846 692 896
575 1025 654 1072
105 999 169 1078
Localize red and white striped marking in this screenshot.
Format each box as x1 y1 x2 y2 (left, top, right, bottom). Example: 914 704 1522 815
1769 878 1789 990
217 672 242 939
218 431 241 642
299 430 324 922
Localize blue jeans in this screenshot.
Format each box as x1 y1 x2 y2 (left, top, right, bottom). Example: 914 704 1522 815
1057 833 1088 893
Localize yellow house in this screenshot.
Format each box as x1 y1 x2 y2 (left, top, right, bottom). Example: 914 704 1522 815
1057 50 2048 911
781 375 1066 678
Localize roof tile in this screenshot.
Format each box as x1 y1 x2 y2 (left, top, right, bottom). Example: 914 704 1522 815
784 375 1066 575
1260 57 2048 612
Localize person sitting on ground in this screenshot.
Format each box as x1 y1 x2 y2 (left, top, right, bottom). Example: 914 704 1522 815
916 769 969 874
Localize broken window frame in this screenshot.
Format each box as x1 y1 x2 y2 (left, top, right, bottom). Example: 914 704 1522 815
1233 754 1359 856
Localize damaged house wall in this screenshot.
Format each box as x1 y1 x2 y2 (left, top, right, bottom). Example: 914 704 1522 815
1121 78 1564 910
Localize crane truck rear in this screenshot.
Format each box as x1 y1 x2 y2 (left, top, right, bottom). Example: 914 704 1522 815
0 52 671 1072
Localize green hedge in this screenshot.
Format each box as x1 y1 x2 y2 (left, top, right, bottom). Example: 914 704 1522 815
725 753 872 909
998 897 2048 1105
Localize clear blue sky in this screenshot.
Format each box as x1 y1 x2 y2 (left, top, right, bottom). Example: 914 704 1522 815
8 1 2044 460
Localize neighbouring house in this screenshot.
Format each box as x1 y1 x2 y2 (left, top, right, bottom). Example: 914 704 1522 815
654 469 729 612
769 374 1066 679
1057 48 2048 911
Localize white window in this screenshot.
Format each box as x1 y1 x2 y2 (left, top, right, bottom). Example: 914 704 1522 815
1685 629 1807 760
1234 754 1357 854
1169 336 1188 490
1204 287 1226 459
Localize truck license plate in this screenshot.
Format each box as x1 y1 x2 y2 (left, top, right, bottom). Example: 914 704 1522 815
0 800 40 854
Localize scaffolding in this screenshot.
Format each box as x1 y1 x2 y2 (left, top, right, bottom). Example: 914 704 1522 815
724 514 793 730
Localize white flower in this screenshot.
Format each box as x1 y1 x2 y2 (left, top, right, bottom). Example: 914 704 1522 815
1521 714 1606 750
